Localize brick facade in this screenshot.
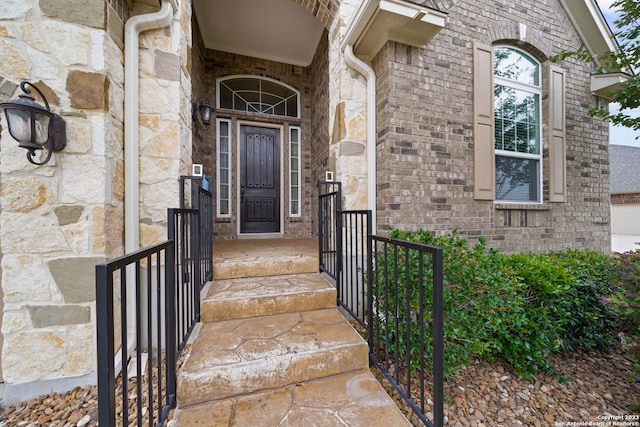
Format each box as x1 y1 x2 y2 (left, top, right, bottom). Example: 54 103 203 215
371 0 610 253
189 0 611 252
611 193 640 205
190 33 329 239
0 0 614 404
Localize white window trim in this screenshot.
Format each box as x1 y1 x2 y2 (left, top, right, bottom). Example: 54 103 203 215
494 46 543 204
216 118 232 218
289 126 302 217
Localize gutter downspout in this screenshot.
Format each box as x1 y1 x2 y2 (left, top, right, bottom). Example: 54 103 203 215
124 0 175 254
344 44 377 233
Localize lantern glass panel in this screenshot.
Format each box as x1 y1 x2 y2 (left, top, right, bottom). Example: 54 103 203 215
5 108 50 144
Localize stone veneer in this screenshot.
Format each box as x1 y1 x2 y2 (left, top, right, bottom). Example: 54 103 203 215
0 0 192 402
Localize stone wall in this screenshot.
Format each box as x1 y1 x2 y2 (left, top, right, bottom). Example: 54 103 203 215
137 0 192 247
328 0 370 213
0 0 123 400
0 0 191 402
371 0 610 253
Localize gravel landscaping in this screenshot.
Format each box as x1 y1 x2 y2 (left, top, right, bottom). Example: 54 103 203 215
379 344 639 426
1 343 637 426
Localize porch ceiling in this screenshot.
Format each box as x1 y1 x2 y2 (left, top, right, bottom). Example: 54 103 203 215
193 0 325 67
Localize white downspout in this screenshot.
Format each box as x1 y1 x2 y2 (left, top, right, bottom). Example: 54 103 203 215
120 1 176 366
344 45 377 232
124 0 175 254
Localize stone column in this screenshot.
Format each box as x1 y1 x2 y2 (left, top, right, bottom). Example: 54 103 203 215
328 0 370 212
0 0 123 402
138 0 193 247
0 0 192 403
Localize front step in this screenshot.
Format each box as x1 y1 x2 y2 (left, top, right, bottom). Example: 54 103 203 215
212 238 318 280
177 308 369 407
172 370 412 426
201 273 336 322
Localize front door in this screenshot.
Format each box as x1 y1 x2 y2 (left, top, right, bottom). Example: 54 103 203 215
240 125 281 233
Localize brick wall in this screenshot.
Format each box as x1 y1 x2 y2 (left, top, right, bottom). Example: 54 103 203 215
611 193 640 205
310 31 331 236
191 37 329 239
191 13 209 177
372 0 611 253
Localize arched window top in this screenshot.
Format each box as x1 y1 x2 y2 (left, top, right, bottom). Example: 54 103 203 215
493 46 540 87
217 75 300 118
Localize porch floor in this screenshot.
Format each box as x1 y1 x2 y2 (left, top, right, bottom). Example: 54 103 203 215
171 238 411 426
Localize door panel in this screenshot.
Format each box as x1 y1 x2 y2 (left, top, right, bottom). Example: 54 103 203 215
240 126 280 233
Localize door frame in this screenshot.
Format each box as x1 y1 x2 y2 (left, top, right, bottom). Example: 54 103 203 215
236 120 285 238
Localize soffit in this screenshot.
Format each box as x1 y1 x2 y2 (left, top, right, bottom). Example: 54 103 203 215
556 0 631 98
193 0 325 67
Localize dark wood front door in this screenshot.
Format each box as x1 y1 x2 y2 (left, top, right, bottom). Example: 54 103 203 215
240 125 280 233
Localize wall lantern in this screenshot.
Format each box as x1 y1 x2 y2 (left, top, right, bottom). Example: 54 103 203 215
0 81 66 165
192 97 214 129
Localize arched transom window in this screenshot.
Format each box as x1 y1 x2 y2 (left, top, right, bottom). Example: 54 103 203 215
217 75 299 118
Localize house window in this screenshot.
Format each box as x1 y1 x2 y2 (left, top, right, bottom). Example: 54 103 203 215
217 75 300 118
289 126 301 217
493 46 542 203
216 118 232 218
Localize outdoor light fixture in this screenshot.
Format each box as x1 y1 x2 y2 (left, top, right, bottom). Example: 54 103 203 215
192 97 214 129
0 81 66 165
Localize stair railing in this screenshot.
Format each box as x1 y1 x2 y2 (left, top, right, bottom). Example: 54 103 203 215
96 179 213 427
318 180 444 427
96 241 177 427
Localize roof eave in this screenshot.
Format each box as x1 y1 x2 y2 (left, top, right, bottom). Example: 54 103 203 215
558 0 618 61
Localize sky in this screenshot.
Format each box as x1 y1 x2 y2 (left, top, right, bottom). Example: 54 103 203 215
595 0 640 146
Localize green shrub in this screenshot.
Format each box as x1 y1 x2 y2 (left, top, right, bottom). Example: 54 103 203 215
546 250 618 352
607 249 640 411
373 229 618 378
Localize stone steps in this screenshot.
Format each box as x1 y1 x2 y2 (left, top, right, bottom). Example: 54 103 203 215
172 369 411 426
212 238 318 280
171 238 411 426
177 308 369 407
200 273 336 323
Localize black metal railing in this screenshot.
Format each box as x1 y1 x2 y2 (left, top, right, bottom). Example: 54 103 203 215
169 208 201 352
96 241 176 427
318 181 444 427
318 181 342 286
196 185 213 283
368 235 444 427
96 180 213 426
339 209 371 328
180 175 213 285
